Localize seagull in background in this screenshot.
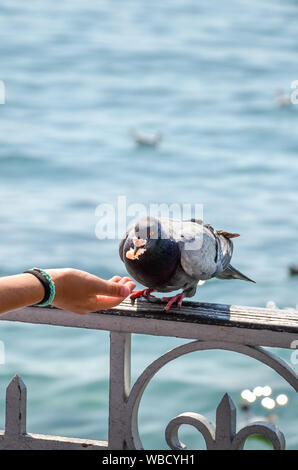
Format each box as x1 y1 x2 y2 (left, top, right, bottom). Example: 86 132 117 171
131 129 163 147
276 88 292 107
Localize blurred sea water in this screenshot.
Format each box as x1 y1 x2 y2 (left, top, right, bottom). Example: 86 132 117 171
0 0 297 449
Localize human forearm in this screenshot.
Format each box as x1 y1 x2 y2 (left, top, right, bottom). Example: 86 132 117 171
0 273 44 314
0 268 136 315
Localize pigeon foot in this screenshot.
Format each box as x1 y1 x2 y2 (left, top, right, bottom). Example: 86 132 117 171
130 288 155 300
161 292 186 311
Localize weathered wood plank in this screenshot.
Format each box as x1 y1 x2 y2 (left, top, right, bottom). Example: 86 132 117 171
0 298 297 348
112 298 298 333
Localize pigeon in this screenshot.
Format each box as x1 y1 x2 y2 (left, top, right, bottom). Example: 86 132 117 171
119 216 255 311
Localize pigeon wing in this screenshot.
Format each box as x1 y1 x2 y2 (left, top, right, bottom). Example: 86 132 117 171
177 222 218 280
215 230 234 273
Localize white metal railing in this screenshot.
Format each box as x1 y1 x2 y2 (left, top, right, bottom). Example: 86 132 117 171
0 297 297 450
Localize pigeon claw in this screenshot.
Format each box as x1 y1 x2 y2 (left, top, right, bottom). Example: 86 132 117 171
130 288 155 300
161 292 186 311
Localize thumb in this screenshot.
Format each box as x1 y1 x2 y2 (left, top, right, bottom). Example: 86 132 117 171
95 279 131 297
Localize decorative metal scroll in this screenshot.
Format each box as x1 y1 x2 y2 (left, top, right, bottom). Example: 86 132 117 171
165 393 285 450
0 337 297 450
120 339 298 450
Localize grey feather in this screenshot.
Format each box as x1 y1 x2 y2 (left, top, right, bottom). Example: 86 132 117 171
216 264 255 283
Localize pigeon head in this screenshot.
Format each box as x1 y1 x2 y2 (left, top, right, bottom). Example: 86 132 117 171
121 216 180 288
124 216 165 261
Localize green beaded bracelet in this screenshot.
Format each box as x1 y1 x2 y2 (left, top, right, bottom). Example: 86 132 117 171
37 269 55 307
24 268 56 307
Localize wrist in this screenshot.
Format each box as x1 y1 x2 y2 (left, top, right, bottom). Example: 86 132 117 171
44 268 73 305
14 273 45 307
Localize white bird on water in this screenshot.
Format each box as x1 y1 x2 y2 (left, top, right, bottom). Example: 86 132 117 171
276 88 292 107
131 130 163 147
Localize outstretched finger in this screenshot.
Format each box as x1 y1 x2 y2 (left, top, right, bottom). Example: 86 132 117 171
91 278 130 297
108 275 122 283
88 273 135 297
117 276 134 285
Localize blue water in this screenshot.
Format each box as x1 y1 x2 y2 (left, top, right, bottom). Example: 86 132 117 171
0 0 297 449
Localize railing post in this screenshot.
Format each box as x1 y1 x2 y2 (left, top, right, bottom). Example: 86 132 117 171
5 375 27 438
108 332 131 449
214 393 236 449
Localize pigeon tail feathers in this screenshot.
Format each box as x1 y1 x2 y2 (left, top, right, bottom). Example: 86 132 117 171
216 264 255 283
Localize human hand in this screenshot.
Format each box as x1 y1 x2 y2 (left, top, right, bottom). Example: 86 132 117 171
45 268 136 314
